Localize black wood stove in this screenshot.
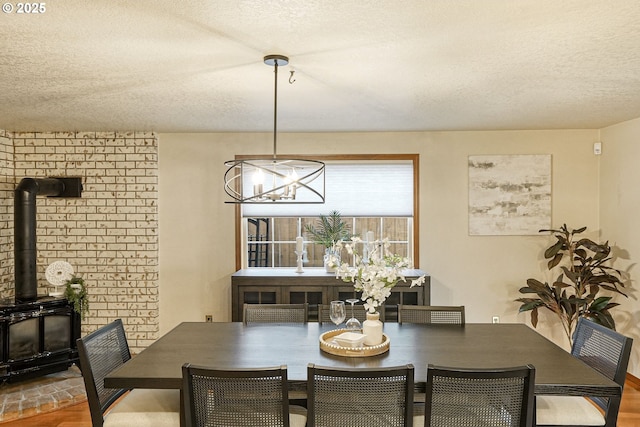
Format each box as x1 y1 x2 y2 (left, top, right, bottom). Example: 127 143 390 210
1 177 83 382
0 296 80 382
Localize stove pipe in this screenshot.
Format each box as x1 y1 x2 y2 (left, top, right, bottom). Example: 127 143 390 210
14 177 83 303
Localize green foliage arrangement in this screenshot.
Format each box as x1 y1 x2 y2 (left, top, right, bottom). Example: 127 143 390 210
64 275 89 320
516 224 627 345
304 210 353 248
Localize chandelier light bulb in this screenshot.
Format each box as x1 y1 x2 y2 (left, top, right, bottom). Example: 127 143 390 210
289 169 298 197
252 169 264 196
252 169 264 185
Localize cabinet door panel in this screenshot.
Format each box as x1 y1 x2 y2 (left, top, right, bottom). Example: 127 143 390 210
234 286 282 321
285 287 325 321
243 291 278 304
231 269 429 322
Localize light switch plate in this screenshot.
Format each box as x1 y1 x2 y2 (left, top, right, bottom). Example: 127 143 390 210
594 142 602 155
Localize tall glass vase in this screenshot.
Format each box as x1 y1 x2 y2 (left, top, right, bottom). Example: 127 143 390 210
324 248 340 273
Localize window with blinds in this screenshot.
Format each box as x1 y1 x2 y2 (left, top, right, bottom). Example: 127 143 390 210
242 161 413 217
240 157 418 268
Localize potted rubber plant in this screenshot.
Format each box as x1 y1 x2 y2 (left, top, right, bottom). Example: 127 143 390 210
304 210 353 271
516 224 627 345
64 275 89 320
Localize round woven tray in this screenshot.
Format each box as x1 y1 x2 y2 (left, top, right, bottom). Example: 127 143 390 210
319 328 390 357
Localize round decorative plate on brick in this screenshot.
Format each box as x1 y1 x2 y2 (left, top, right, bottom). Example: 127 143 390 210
46 261 74 286
45 261 74 296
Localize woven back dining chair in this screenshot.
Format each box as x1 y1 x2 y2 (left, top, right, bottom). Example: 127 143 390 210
307 363 415 427
182 363 307 427
398 305 465 325
536 317 633 427
76 319 180 427
317 303 385 324
243 303 308 324
417 364 536 427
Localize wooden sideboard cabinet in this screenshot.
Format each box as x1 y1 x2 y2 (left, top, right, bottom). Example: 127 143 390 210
231 268 430 322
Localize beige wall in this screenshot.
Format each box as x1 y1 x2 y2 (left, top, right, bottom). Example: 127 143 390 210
600 117 640 377
158 130 604 353
2 126 634 375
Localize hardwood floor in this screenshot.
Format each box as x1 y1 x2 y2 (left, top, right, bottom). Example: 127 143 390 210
619 378 640 427
2 378 640 427
0 400 91 427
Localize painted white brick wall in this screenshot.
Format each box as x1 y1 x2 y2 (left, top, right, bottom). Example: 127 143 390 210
3 130 159 353
0 130 13 291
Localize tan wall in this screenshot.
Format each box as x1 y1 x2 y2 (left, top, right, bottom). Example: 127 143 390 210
3 127 634 375
600 117 640 377
158 130 602 353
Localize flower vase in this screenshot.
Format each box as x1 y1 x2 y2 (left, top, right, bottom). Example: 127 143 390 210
362 312 383 345
324 248 340 273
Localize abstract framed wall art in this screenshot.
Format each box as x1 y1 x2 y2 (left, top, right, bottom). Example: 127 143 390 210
468 154 551 235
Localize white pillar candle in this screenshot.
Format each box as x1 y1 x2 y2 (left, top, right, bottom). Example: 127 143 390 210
252 170 264 196
296 236 304 252
366 231 375 243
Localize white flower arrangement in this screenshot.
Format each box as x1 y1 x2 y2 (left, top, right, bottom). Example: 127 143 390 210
329 237 426 313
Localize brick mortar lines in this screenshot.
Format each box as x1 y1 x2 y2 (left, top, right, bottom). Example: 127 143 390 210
0 130 14 298
1 130 159 353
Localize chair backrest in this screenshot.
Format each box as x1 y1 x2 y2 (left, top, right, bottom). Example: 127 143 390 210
182 363 292 427
570 317 633 425
424 364 536 427
398 305 465 325
307 363 414 427
243 303 308 324
317 303 385 324
76 319 132 427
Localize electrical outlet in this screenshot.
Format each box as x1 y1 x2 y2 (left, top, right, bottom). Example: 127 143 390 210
205 315 213 323
492 316 500 324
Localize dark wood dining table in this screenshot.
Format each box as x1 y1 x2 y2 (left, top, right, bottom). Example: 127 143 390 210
105 321 620 398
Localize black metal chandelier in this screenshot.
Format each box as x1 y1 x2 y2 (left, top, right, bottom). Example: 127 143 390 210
224 55 325 204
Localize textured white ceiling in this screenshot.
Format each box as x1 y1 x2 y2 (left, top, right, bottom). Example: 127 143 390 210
1 0 640 132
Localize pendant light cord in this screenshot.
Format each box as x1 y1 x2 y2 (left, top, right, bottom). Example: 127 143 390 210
273 60 279 161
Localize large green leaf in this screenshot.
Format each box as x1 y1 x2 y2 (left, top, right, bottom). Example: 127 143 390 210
531 307 539 327
589 296 612 312
518 300 545 312
593 251 609 261
576 238 601 251
604 302 620 310
547 253 563 269
560 267 578 284
559 299 573 317
552 280 570 289
601 284 627 296
544 240 564 259
574 248 587 259
525 278 549 292
571 226 587 234
587 311 616 330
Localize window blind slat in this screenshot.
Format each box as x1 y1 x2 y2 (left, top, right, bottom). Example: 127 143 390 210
242 161 413 217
